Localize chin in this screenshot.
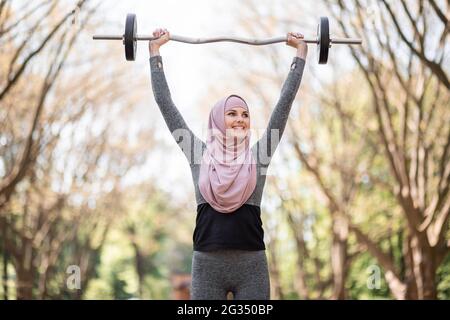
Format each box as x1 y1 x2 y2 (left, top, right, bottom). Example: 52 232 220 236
225 128 249 139
232 129 248 139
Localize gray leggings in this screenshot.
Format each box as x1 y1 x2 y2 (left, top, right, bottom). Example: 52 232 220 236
190 249 270 300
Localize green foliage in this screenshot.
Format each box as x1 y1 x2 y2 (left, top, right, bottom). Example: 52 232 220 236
437 253 450 299
83 185 192 299
346 252 391 299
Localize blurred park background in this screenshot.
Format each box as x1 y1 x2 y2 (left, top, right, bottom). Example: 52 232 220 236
0 0 449 300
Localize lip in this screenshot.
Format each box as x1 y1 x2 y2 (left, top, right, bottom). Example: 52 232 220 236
232 126 246 129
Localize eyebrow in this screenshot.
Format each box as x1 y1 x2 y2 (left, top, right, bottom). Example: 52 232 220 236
227 110 248 113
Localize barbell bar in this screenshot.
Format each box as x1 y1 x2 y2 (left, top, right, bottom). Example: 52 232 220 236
93 14 362 64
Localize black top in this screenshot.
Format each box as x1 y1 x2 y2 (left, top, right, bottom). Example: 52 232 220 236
193 203 266 251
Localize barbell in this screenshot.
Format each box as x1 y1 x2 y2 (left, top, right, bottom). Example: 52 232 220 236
93 13 362 64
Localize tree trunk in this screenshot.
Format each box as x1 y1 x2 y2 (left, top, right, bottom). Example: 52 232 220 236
295 266 309 299
285 211 310 299
382 232 438 299
2 221 9 300
132 243 145 299
38 264 50 299
2 249 8 300
267 243 284 299
16 267 33 299
330 215 348 299
403 233 419 299
15 240 35 300
410 234 438 299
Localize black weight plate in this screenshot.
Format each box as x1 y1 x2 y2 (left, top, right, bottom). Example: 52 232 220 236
124 13 137 61
317 17 329 64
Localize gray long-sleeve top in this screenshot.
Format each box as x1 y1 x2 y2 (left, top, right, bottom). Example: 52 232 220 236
150 55 305 208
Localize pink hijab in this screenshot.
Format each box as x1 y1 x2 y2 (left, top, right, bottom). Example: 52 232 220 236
199 95 257 213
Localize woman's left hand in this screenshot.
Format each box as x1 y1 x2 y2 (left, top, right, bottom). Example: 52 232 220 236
287 32 308 59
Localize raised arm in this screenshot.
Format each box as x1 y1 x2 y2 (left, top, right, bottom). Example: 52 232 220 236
149 28 204 164
255 32 307 165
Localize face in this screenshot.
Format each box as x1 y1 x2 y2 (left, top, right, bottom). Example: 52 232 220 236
224 107 250 137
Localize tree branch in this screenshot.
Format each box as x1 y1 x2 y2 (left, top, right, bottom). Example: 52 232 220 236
428 0 449 27
381 0 450 89
0 0 88 100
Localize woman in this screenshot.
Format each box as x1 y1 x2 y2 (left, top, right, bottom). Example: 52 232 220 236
149 28 307 300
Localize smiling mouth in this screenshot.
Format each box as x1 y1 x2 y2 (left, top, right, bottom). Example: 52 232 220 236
232 126 246 129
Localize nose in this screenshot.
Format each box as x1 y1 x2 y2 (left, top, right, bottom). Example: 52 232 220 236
234 119 245 127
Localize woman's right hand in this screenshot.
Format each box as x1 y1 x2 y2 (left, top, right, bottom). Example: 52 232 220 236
149 28 170 50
